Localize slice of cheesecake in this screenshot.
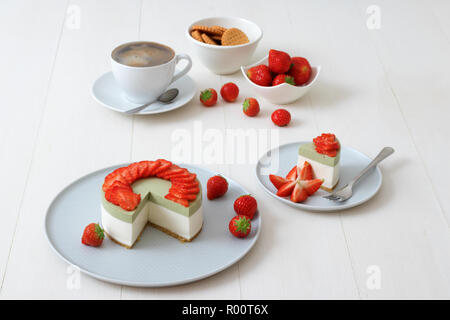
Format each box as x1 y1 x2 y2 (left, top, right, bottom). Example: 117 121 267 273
297 134 340 192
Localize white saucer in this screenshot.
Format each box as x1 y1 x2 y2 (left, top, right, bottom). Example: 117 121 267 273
256 142 383 212
91 71 196 115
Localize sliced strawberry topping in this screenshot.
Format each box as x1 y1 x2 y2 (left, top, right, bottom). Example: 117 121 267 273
137 161 151 178
171 180 199 189
169 190 197 201
105 186 141 211
286 166 297 181
119 168 134 185
108 180 132 191
313 133 340 157
299 161 313 180
269 174 288 190
169 186 200 195
165 194 189 207
276 180 297 197
102 176 117 192
102 167 129 191
291 183 309 203
170 174 197 183
128 163 141 181
145 161 160 176
157 165 183 178
160 168 187 179
103 160 200 209
153 160 172 175
165 171 190 180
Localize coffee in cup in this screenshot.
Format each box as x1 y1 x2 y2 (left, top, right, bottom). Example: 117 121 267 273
111 41 192 104
112 42 175 67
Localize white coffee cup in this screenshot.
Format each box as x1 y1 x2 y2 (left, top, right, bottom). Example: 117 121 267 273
111 41 192 104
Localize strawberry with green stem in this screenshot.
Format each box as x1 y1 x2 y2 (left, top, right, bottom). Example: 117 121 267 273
82 223 105 247
242 98 260 117
200 88 218 107
229 215 252 238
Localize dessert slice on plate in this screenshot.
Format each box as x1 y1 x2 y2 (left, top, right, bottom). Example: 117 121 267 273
297 133 340 192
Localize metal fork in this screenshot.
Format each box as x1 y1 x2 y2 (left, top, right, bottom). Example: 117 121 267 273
323 147 394 202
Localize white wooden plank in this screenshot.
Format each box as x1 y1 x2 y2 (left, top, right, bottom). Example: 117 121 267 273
213 0 360 299
304 0 450 298
121 0 241 299
0 0 67 291
0 0 141 298
358 0 450 225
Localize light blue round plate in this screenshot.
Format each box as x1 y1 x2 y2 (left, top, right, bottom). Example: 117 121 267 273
45 164 260 287
91 71 195 115
256 142 382 212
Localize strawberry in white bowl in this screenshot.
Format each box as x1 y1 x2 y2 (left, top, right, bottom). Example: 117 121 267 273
241 50 320 104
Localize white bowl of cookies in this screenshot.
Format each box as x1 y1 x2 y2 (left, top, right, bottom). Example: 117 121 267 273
187 17 263 75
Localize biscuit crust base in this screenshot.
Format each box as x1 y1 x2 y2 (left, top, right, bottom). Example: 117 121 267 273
320 178 339 192
105 222 203 249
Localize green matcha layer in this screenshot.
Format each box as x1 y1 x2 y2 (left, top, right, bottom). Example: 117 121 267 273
298 142 340 166
101 177 202 223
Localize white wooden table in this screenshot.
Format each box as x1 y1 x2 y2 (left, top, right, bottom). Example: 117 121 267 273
1 0 449 299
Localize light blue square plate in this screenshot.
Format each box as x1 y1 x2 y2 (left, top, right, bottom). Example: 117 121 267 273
256 142 382 211
45 164 260 287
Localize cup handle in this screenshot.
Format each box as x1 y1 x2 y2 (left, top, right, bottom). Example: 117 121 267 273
171 53 192 84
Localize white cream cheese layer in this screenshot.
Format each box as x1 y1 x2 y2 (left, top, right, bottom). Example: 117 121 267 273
147 201 203 240
297 155 339 190
101 204 148 247
101 202 203 247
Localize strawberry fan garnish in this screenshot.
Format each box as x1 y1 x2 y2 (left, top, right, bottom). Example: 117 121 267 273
269 161 323 203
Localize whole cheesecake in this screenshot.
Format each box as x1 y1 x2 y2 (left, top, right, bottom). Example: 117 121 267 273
101 159 203 248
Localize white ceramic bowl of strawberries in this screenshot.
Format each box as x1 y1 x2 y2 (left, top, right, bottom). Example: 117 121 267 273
187 17 263 75
241 50 321 105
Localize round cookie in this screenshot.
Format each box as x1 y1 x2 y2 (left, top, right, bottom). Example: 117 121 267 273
221 28 249 46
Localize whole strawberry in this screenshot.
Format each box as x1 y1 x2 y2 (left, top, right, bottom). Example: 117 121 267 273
289 57 312 85
272 74 295 86
200 88 218 107
207 175 228 200
269 49 291 74
229 215 252 238
271 108 291 127
246 65 272 86
233 195 257 220
242 98 260 117
82 223 105 247
220 82 239 102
